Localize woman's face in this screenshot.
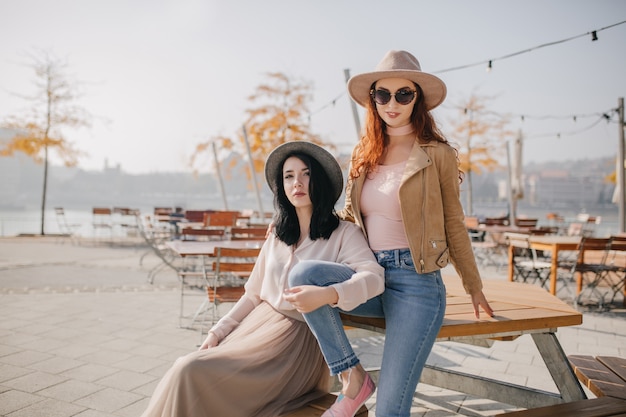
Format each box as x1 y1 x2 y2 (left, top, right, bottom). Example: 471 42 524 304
373 77 416 128
282 156 312 210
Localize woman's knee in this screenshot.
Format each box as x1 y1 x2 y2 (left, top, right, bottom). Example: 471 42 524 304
288 260 322 287
288 260 355 288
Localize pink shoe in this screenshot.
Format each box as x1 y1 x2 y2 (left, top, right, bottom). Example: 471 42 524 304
322 372 375 417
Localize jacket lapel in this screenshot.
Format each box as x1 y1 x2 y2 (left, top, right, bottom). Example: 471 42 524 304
401 141 432 184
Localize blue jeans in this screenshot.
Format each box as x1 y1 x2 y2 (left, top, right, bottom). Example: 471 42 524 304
288 249 446 417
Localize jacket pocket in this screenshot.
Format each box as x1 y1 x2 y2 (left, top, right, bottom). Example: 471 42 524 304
427 239 449 268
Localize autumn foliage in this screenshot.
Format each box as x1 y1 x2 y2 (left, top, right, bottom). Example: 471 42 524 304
190 72 331 180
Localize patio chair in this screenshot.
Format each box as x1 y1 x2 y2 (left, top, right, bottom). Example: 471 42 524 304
198 246 261 339
602 236 626 307
92 207 113 242
54 207 81 245
136 214 179 284
569 237 612 309
515 218 538 228
180 227 226 241
229 226 267 240
506 232 552 290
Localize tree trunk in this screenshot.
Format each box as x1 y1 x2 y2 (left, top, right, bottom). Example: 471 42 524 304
40 144 49 235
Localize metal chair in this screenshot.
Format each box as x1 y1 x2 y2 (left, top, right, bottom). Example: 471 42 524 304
570 237 612 309
92 207 113 242
506 232 552 290
601 236 626 307
199 246 260 338
54 207 81 244
136 214 179 284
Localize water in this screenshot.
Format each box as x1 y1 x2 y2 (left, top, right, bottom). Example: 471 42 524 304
0 208 138 238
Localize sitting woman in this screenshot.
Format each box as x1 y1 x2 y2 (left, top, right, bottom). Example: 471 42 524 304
140 141 384 417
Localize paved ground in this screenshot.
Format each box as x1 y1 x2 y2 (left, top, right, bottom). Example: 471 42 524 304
0 236 624 416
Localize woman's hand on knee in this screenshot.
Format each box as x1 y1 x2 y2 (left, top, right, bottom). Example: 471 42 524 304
283 285 338 313
199 332 219 350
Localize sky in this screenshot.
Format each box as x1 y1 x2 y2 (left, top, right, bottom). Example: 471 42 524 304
0 0 625 175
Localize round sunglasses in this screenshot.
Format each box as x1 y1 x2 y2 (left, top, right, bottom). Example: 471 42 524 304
370 88 417 106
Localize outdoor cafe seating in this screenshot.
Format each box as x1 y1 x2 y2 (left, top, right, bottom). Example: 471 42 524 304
136 209 267 329
506 231 626 310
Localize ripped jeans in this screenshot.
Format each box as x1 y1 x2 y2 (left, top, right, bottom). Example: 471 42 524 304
288 249 446 417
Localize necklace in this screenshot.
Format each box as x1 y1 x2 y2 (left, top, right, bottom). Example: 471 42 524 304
386 124 415 136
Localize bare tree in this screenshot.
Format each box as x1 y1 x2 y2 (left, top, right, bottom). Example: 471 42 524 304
0 50 91 234
448 93 513 215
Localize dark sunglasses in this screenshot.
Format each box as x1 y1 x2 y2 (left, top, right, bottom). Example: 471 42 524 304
370 88 417 105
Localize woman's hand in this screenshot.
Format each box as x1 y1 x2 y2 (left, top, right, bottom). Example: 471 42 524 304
283 285 338 313
470 290 495 319
199 332 219 350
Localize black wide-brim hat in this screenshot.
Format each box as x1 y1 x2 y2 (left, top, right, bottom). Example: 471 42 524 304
264 141 344 203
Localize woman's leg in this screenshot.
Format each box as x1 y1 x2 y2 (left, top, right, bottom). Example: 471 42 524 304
373 251 446 417
288 260 384 375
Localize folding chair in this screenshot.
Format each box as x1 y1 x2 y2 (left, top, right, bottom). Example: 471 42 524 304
229 226 267 240
54 207 81 244
112 207 139 238
198 246 261 338
180 227 226 241
515 218 538 228
506 233 552 289
92 207 113 242
136 214 179 284
202 210 240 236
571 237 612 309
602 236 626 307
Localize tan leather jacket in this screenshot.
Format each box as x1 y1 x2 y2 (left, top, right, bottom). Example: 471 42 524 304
340 139 483 295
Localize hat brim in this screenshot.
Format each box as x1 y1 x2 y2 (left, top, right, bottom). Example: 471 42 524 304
348 70 447 110
264 141 344 203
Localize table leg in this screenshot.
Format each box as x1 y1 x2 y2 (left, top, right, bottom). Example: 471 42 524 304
531 332 586 402
550 248 559 295
508 244 515 282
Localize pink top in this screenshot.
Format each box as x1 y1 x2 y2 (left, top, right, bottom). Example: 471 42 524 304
361 161 410 251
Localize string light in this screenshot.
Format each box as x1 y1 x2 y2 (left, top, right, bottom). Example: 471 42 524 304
433 20 625 74
305 20 625 123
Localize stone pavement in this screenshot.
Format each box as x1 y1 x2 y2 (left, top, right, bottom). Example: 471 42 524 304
0 236 625 417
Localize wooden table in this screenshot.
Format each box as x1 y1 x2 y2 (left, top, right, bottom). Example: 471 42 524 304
341 275 585 409
166 239 265 257
508 235 581 295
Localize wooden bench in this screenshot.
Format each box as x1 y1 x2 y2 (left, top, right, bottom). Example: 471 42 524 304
281 393 368 417
496 396 626 416
568 355 626 400
495 355 626 416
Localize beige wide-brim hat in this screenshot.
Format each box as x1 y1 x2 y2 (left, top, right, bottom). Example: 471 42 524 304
348 50 447 110
265 141 344 203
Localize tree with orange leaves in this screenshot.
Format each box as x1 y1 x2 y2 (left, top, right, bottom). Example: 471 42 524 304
191 72 331 205
0 50 91 235
448 93 513 215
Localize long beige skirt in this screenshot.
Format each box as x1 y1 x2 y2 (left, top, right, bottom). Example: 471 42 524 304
141 302 330 417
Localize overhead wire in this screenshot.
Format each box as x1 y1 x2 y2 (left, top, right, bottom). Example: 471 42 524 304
306 19 626 137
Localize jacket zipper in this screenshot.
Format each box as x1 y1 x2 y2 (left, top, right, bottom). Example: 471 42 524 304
419 165 427 273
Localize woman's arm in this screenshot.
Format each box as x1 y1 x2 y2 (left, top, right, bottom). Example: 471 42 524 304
199 295 256 349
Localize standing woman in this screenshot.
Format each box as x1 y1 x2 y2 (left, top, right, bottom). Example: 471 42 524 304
140 141 384 417
289 50 494 417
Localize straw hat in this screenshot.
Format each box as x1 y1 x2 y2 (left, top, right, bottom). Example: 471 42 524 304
347 50 447 110
264 141 343 202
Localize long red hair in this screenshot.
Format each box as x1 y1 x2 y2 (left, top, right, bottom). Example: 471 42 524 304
349 83 462 182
